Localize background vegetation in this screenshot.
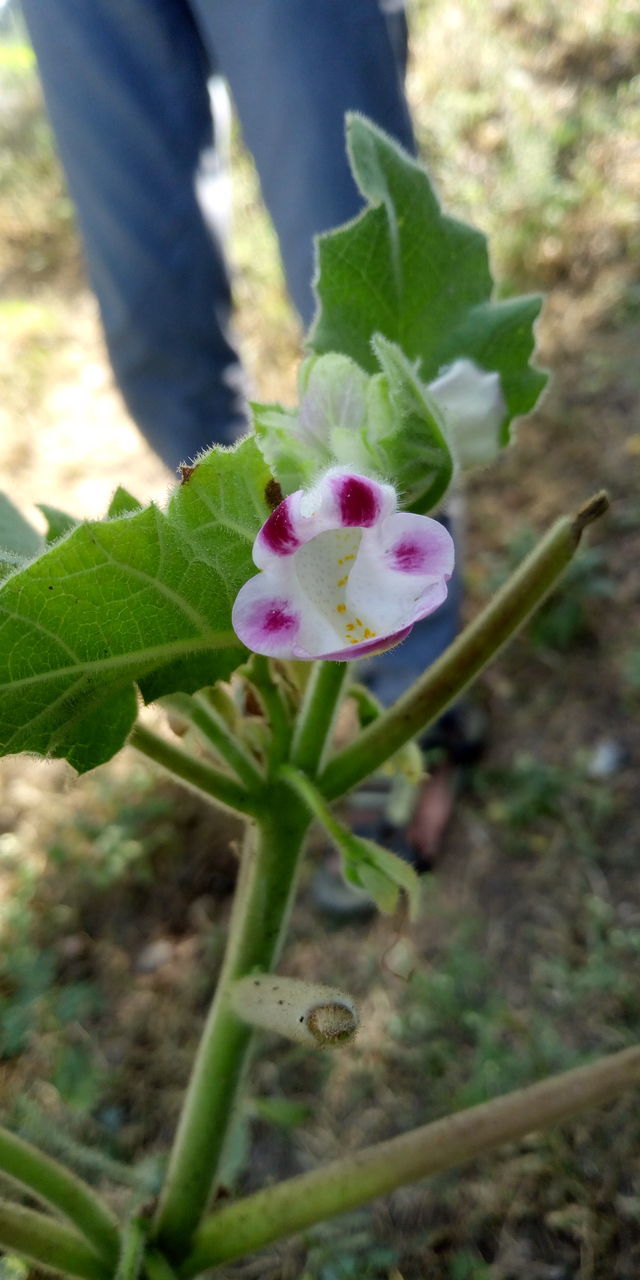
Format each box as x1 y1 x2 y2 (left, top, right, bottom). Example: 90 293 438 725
1 0 639 1275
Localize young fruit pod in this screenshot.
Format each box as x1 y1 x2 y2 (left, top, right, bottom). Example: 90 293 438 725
229 974 359 1048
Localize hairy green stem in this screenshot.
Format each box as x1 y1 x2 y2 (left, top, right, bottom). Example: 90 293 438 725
0 1198 110 1280
163 692 264 790
181 1041 640 1274
245 655 292 767
320 493 609 800
291 660 350 775
129 722 261 816
0 1125 119 1265
152 798 310 1257
279 764 345 846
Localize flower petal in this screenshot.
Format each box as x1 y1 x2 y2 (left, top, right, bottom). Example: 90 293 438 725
254 468 396 569
327 471 391 527
233 469 454 662
315 623 414 662
382 512 455 580
233 568 345 660
345 514 454 635
232 575 302 658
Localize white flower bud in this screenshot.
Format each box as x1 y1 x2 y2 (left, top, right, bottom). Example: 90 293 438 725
429 358 506 469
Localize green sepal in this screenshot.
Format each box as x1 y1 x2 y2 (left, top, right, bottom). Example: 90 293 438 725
368 335 453 513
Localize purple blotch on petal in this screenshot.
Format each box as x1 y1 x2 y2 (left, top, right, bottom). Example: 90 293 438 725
333 474 380 527
260 500 300 556
390 538 432 574
255 600 299 637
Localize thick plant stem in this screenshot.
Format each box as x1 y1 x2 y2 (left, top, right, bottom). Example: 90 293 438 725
0 1125 119 1265
0 1198 110 1280
319 494 609 800
164 692 264 790
181 1042 640 1274
152 796 311 1258
129 723 262 816
291 660 350 775
279 764 346 846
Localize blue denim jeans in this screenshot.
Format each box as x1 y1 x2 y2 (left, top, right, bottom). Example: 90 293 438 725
22 0 458 703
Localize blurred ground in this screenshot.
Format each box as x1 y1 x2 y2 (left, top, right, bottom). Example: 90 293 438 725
1 1 640 1277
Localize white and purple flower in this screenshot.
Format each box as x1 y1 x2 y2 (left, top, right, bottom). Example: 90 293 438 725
232 468 454 661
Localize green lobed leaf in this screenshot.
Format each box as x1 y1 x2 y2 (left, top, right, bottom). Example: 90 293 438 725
0 438 271 773
308 113 547 433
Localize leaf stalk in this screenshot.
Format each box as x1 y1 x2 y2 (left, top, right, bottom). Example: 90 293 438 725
0 1198 110 1280
129 722 262 816
0 1125 119 1265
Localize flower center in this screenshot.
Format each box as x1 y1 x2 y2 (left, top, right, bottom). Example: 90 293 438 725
293 527 378 646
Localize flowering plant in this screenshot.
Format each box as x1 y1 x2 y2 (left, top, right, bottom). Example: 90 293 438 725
0 116 628 1280
232 466 454 660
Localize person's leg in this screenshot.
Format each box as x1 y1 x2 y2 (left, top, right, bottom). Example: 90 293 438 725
191 0 414 328
22 0 246 469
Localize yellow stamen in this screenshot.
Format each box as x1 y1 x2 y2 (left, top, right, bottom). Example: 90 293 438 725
355 618 363 627
336 603 346 614
363 628 376 639
346 623 355 631
337 576 347 587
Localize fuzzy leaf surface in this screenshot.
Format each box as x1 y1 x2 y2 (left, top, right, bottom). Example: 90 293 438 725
0 440 271 772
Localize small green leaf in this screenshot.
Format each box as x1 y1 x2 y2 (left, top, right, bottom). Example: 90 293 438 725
281 764 421 918
309 114 547 435
107 487 144 518
37 503 79 544
0 438 271 772
342 835 421 920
